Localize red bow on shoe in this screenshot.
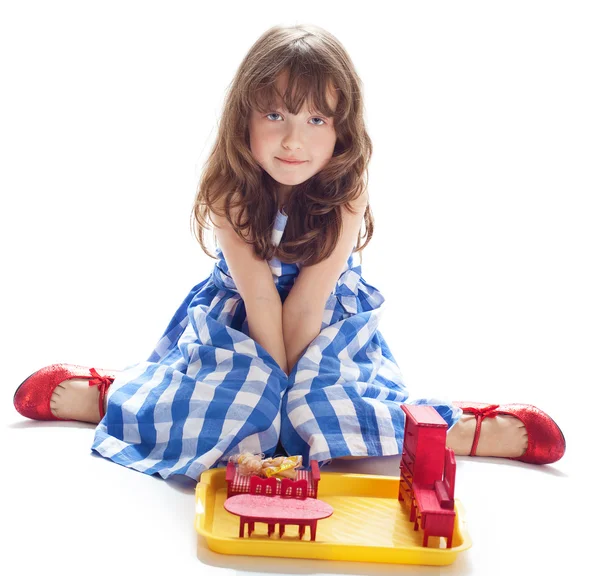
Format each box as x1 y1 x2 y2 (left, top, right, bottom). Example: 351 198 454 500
88 368 115 419
459 403 500 456
467 403 500 420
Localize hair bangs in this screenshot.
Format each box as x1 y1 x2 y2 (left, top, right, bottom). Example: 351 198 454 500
249 67 338 119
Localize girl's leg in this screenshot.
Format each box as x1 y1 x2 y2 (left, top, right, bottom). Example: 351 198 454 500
50 375 117 424
338 407 528 460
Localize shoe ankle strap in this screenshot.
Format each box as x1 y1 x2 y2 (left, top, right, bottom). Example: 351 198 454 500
462 404 501 456
87 368 115 420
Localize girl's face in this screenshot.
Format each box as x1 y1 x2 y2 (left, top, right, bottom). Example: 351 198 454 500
248 71 338 201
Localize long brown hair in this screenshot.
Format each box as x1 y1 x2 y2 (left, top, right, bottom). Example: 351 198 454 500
191 24 374 266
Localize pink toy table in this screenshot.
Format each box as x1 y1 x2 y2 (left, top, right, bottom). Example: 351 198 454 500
224 494 334 541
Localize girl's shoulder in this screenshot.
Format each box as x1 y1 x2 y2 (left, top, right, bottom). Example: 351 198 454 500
210 190 255 241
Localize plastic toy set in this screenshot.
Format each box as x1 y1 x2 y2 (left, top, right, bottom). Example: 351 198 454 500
195 404 472 566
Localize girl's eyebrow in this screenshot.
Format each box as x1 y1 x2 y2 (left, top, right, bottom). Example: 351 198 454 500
274 105 330 117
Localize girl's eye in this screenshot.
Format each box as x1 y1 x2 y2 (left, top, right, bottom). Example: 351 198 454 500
266 113 326 126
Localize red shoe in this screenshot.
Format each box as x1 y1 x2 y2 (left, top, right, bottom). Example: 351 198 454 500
13 363 117 422
452 401 566 465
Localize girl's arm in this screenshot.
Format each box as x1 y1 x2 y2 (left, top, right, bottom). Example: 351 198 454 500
247 294 289 376
210 197 288 375
282 193 369 373
282 288 325 375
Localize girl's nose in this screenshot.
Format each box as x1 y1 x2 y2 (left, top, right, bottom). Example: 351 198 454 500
281 124 304 149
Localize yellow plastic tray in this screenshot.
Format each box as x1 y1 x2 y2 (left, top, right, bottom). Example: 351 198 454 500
195 468 471 566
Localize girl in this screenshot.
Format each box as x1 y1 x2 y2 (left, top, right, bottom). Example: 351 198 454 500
13 24 565 481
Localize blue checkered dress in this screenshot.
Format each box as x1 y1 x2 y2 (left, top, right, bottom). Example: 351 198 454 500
91 208 461 480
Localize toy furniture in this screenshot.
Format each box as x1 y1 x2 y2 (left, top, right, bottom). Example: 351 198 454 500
412 447 456 547
398 404 457 548
223 494 334 541
249 475 278 496
226 459 320 499
281 477 308 499
197 467 472 564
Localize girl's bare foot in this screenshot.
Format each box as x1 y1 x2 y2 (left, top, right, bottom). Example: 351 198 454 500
50 379 107 423
446 412 528 458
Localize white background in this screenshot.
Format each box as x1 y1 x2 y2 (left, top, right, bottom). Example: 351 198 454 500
1 1 597 574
